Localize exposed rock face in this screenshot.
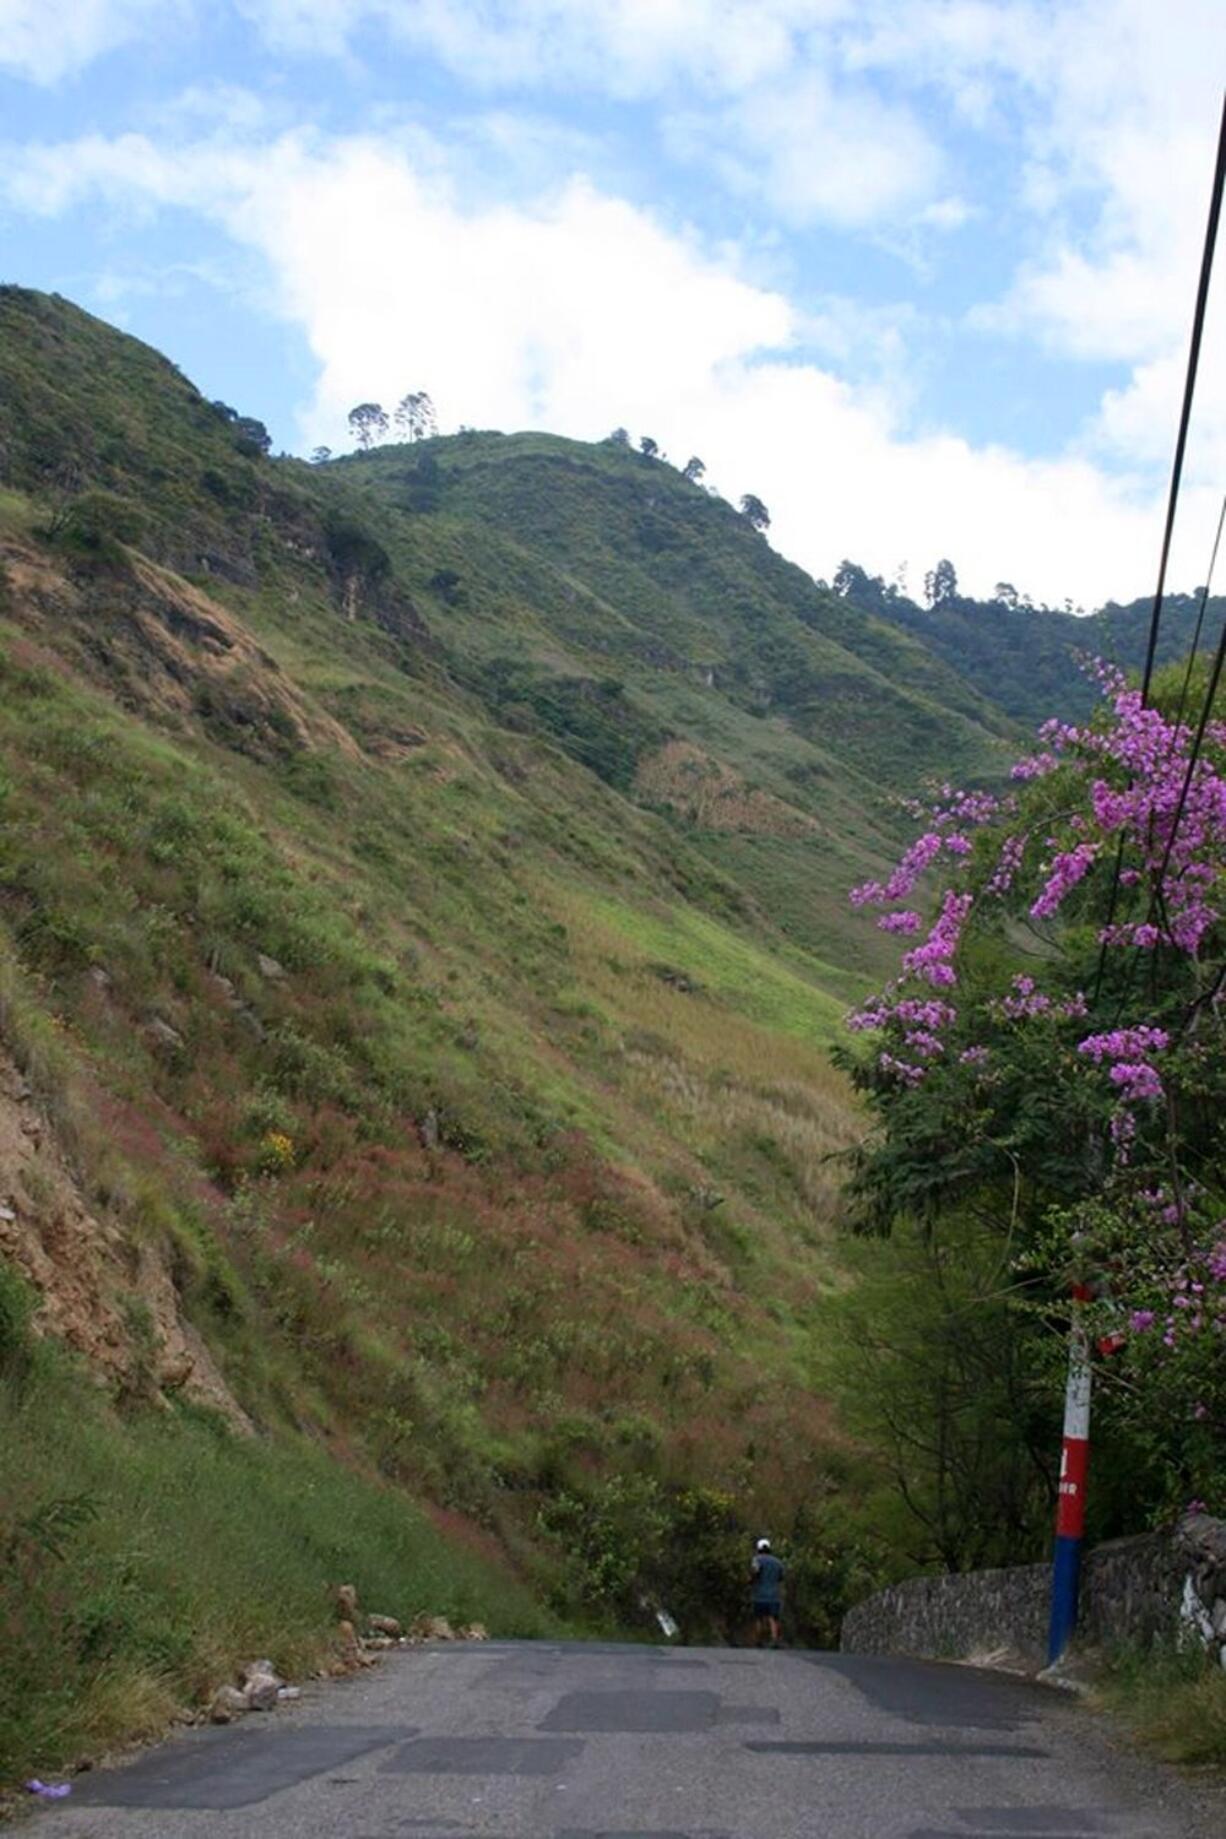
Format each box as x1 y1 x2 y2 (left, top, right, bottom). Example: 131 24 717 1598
0 537 362 766
145 1017 185 1052
634 739 818 837
0 1045 250 1430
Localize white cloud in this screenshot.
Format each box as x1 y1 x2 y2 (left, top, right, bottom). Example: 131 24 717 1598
239 0 947 231
0 0 179 82
5 3 1225 606
915 197 975 232
6 119 1220 609
237 1 847 97
835 2 1226 502
228 0 1226 386
0 2 951 231
664 70 941 230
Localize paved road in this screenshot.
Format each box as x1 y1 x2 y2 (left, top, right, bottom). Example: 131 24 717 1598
34 1641 1214 1838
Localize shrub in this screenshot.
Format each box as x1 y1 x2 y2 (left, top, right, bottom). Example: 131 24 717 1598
0 1258 34 1385
48 490 145 567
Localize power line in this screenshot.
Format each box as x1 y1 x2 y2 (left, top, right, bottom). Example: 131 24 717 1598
1106 504 1226 1025
1139 91 1226 705
1170 496 1226 735
1092 92 1226 1002
1153 587 1226 903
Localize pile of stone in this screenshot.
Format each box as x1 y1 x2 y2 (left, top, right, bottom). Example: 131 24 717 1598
206 1586 491 1723
407 1612 490 1644
334 1583 487 1653
209 1660 300 1724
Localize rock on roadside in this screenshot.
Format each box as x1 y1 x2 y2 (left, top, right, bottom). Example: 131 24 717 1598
210 1660 286 1721
209 1686 249 1725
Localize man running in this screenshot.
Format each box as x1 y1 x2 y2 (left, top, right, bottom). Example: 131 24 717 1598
749 1537 784 1646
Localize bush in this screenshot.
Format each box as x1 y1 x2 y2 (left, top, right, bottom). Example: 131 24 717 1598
324 514 390 585
48 490 145 567
0 1257 34 1385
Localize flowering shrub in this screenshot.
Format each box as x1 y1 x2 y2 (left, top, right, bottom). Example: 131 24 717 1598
839 661 1226 1518
257 1130 296 1175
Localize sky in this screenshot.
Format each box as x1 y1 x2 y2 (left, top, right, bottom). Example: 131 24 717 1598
1 2 1224 609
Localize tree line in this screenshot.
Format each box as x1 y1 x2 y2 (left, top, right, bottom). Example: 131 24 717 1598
603 427 771 532
307 391 440 465
830 554 1085 618
304 396 775 536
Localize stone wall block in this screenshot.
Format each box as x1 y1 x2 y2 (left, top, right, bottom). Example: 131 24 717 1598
841 1512 1226 1668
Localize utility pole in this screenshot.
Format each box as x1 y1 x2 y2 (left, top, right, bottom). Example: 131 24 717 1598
1047 1281 1092 1665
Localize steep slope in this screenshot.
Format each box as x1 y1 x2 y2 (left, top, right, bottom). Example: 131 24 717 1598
0 285 952 1778
318 431 1020 961
7 284 1101 1778
341 430 1017 783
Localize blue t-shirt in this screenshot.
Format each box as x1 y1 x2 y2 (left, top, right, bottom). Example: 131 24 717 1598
751 1552 784 1603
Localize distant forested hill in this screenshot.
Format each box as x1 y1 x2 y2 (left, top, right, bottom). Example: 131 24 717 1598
825 559 1216 729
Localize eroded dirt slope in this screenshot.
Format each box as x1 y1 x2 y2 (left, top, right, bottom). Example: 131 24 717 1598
0 1045 249 1429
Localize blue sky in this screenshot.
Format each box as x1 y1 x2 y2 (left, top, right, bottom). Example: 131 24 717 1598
2 2 1224 606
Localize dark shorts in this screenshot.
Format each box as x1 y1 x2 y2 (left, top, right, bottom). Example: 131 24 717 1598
752 1601 781 1621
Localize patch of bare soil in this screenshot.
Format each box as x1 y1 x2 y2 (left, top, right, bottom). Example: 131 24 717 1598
0 1044 250 1430
2 537 359 763
635 739 818 836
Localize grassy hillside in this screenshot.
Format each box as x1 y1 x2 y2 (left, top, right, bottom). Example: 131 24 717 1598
346 436 1014 812
320 430 1027 974
0 286 1027 1779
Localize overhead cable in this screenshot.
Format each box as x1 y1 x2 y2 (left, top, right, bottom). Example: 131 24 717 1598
1139 90 1226 706
1092 92 1226 1002
1170 495 1226 735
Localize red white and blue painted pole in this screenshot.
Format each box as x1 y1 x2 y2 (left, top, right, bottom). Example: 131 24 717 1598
1048 1280 1092 1665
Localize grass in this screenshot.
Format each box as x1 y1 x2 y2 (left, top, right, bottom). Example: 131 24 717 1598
1095 1643 1226 1766
556 886 855 1041
0 1324 559 1786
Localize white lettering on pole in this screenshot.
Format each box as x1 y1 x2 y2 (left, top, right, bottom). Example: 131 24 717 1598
1063 1355 1091 1442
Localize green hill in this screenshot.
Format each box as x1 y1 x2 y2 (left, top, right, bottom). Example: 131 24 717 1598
0 285 1092 1779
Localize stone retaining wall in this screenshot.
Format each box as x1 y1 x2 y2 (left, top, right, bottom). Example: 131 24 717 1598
840 1512 1226 1670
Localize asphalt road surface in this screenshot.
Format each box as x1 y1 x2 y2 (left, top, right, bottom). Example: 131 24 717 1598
32 1641 1217 1838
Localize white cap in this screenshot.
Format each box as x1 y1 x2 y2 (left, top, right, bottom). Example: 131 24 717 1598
755 1537 771 1551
